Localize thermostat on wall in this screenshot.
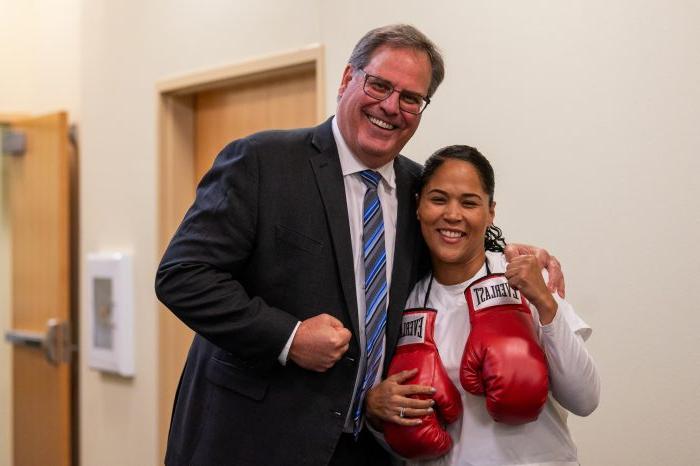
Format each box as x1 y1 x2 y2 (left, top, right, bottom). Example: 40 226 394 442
86 252 134 377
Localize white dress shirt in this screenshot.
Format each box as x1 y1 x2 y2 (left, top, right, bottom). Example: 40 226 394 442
333 116 398 429
278 116 399 430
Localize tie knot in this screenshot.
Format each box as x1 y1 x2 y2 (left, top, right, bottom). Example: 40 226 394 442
360 170 381 190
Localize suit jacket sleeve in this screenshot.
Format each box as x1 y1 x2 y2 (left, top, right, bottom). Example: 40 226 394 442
155 136 298 364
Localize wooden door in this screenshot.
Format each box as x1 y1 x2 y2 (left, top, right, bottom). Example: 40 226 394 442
158 59 320 458
194 67 318 179
3 112 75 466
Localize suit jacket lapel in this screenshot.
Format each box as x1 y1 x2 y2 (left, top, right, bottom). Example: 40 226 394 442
384 157 420 369
309 120 361 342
308 120 421 361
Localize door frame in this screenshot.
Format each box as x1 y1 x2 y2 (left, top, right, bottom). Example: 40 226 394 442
156 44 325 459
0 113 26 466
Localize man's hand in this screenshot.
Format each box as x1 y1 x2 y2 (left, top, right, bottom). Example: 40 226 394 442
505 255 558 324
505 243 565 298
365 369 435 429
289 314 351 372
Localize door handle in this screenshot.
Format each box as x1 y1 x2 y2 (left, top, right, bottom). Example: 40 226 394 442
5 318 73 365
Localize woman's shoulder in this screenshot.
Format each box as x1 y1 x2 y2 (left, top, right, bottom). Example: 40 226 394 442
406 273 433 308
550 294 593 341
486 251 507 272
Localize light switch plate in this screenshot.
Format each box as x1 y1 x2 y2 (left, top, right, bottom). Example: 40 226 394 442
86 252 134 377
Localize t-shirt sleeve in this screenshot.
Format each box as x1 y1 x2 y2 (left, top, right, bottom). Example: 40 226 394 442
535 295 600 417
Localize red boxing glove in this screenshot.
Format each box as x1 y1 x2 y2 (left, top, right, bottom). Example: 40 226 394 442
460 273 548 424
385 309 462 459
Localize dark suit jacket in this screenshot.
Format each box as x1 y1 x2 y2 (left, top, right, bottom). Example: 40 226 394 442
155 118 426 466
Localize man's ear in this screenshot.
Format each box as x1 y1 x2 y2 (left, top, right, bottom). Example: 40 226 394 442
338 65 354 98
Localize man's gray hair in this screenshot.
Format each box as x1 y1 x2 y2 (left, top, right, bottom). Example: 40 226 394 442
348 24 445 98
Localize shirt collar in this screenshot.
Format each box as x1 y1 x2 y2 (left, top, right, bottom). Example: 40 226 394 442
332 116 396 190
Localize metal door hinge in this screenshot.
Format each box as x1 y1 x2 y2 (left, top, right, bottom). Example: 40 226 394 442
1 128 26 156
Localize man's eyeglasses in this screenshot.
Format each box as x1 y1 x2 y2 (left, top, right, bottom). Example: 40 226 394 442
359 69 431 115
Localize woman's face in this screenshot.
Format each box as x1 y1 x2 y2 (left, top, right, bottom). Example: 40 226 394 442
417 158 495 281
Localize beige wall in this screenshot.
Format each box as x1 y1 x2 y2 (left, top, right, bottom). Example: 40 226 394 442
1 1 698 465
0 0 81 117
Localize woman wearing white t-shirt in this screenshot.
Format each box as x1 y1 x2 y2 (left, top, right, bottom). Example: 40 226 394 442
365 145 600 466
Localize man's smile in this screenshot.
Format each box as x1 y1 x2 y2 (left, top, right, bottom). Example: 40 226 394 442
366 113 396 130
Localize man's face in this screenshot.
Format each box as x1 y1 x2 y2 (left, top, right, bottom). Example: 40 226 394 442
336 46 432 168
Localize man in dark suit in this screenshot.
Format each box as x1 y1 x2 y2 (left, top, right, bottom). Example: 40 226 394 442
156 24 562 466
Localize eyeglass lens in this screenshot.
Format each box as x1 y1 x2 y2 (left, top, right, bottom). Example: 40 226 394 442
363 74 427 114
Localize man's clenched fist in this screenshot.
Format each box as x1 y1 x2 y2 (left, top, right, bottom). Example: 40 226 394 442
289 314 351 371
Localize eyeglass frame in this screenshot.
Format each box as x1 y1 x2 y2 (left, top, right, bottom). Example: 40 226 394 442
357 69 431 115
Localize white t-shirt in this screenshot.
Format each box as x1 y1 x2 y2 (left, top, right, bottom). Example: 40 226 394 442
403 252 600 466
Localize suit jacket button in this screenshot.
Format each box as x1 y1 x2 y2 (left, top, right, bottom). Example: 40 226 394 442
331 410 343 417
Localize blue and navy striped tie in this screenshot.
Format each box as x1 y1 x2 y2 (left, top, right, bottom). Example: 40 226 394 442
352 170 388 435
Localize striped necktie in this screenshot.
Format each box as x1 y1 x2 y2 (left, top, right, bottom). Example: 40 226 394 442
352 170 388 435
